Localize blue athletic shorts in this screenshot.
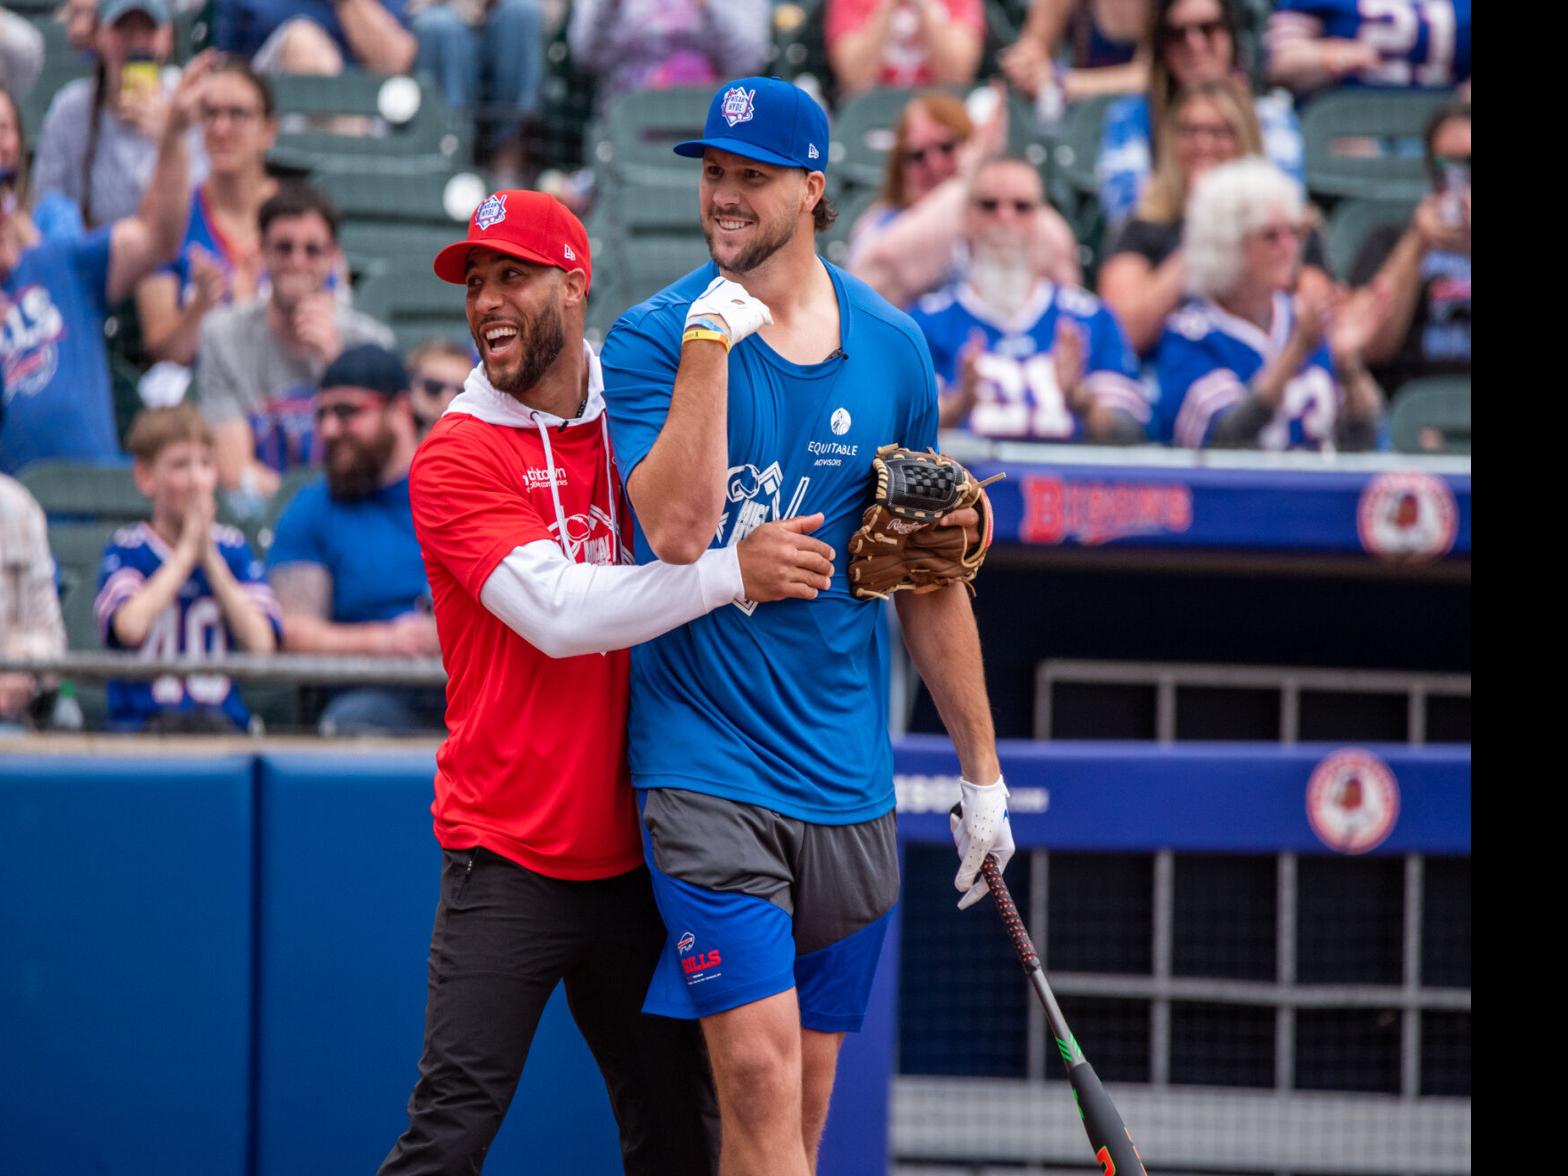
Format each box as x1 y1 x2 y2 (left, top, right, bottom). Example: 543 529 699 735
637 788 900 1033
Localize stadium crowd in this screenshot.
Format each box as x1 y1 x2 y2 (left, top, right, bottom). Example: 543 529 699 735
0 0 1470 733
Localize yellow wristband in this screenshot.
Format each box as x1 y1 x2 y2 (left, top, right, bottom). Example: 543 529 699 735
682 328 732 351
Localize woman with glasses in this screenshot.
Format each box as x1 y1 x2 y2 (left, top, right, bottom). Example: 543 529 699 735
1152 157 1388 451
135 60 278 367
1097 0 1304 232
849 87 1079 308
1100 78 1329 353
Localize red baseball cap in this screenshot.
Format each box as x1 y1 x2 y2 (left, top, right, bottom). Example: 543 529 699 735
432 190 592 292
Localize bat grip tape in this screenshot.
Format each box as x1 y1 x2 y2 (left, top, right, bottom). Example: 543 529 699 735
981 856 1040 972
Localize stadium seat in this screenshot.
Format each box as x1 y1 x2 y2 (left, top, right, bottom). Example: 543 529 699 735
1325 197 1415 281
310 163 480 263
1389 375 1471 454
831 87 922 191
1300 88 1452 202
266 71 469 173
20 461 144 522
46 519 119 723
818 184 879 266
596 86 712 189
339 222 468 283
351 260 470 355
593 177 701 239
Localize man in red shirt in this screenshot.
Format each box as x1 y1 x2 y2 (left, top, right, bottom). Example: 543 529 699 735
378 192 836 1174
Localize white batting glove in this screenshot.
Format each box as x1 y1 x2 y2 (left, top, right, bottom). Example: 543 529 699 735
686 276 773 345
950 776 1014 910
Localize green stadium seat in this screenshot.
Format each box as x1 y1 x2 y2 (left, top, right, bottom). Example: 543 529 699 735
351 260 470 355
266 71 469 172
21 461 144 522
596 86 712 188
1389 375 1471 455
818 184 879 267
1301 88 1452 202
46 519 120 723
1325 197 1415 281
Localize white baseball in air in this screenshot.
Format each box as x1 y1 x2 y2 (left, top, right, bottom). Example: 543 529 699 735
444 173 489 223
377 75 422 126
965 84 1000 126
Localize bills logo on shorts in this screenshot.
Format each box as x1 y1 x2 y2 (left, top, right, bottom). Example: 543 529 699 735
721 86 756 127
474 193 507 230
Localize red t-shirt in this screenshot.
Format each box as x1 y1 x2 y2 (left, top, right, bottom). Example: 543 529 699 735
409 410 642 881
825 0 984 88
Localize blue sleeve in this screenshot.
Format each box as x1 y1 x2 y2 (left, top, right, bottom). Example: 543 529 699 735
1088 306 1141 381
70 226 114 316
32 192 85 242
266 487 327 569
1096 97 1149 229
1152 327 1214 446
600 310 682 480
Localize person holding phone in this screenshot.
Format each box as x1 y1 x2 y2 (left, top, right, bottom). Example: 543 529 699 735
32 0 205 228
1346 101 1470 395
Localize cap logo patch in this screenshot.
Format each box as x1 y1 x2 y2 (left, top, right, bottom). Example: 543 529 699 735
721 86 757 127
475 193 507 230
807 143 820 160
563 242 576 261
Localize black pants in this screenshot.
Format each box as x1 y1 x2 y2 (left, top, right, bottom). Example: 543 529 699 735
379 848 720 1175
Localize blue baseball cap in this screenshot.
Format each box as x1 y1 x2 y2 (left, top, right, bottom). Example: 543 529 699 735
673 77 830 173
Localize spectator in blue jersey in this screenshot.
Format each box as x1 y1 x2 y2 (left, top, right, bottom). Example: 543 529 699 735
601 76 1012 1174
1100 78 1333 354
267 343 444 736
1000 0 1151 107
1266 0 1470 96
32 0 206 229
136 60 277 368
0 52 212 474
1154 158 1389 451
215 0 415 77
194 181 394 507
911 154 1147 441
95 404 282 733
1097 0 1305 233
1346 101 1469 396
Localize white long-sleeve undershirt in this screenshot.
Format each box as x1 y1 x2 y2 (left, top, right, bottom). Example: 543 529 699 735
479 539 744 659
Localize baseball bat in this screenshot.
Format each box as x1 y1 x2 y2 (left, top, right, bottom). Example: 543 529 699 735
980 855 1149 1176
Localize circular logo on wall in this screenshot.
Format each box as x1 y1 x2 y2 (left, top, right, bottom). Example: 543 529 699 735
1357 472 1458 564
1306 749 1400 854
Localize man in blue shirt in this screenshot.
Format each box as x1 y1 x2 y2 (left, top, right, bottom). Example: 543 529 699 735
267 343 444 734
600 76 1013 1175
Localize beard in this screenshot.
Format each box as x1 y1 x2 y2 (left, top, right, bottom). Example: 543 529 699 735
704 208 796 275
325 423 396 501
482 302 568 400
968 231 1036 317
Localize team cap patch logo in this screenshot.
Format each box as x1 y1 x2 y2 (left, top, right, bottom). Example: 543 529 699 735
474 193 507 230
563 242 576 261
721 86 757 127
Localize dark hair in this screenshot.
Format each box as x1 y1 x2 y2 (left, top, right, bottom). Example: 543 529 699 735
1146 0 1242 156
258 180 341 240
1423 100 1471 166
208 57 276 119
812 190 837 233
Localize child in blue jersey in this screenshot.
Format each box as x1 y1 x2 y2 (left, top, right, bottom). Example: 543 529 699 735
95 405 281 731
600 76 1014 1174
1153 158 1389 451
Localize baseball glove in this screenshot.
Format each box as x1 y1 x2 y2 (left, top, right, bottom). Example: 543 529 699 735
847 445 1003 601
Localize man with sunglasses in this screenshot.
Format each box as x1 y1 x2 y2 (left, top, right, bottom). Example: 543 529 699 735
194 180 394 509
909 154 1146 442
405 338 471 439
266 342 447 734
1347 101 1470 398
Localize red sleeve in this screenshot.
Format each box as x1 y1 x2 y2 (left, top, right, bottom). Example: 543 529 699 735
410 420 554 600
824 0 872 46
943 0 983 30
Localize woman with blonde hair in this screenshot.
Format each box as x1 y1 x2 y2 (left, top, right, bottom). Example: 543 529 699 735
849 86 1079 308
1152 157 1389 451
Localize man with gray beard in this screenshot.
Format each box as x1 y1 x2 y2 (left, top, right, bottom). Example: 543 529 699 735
266 343 448 734
909 154 1149 442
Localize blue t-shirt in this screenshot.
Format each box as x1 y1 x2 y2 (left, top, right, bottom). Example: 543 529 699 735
267 475 430 623
96 521 283 730
601 260 939 824
909 280 1148 440
1097 91 1306 230
1153 295 1343 451
215 0 408 60
1269 0 1471 90
0 227 116 474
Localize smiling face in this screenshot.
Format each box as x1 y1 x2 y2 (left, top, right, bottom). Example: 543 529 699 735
900 105 966 205
964 159 1047 255
1239 207 1303 294
1173 94 1242 187
464 247 570 400
699 149 817 276
263 210 338 312
1160 0 1234 87
200 71 275 176
315 386 399 499
134 438 217 531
